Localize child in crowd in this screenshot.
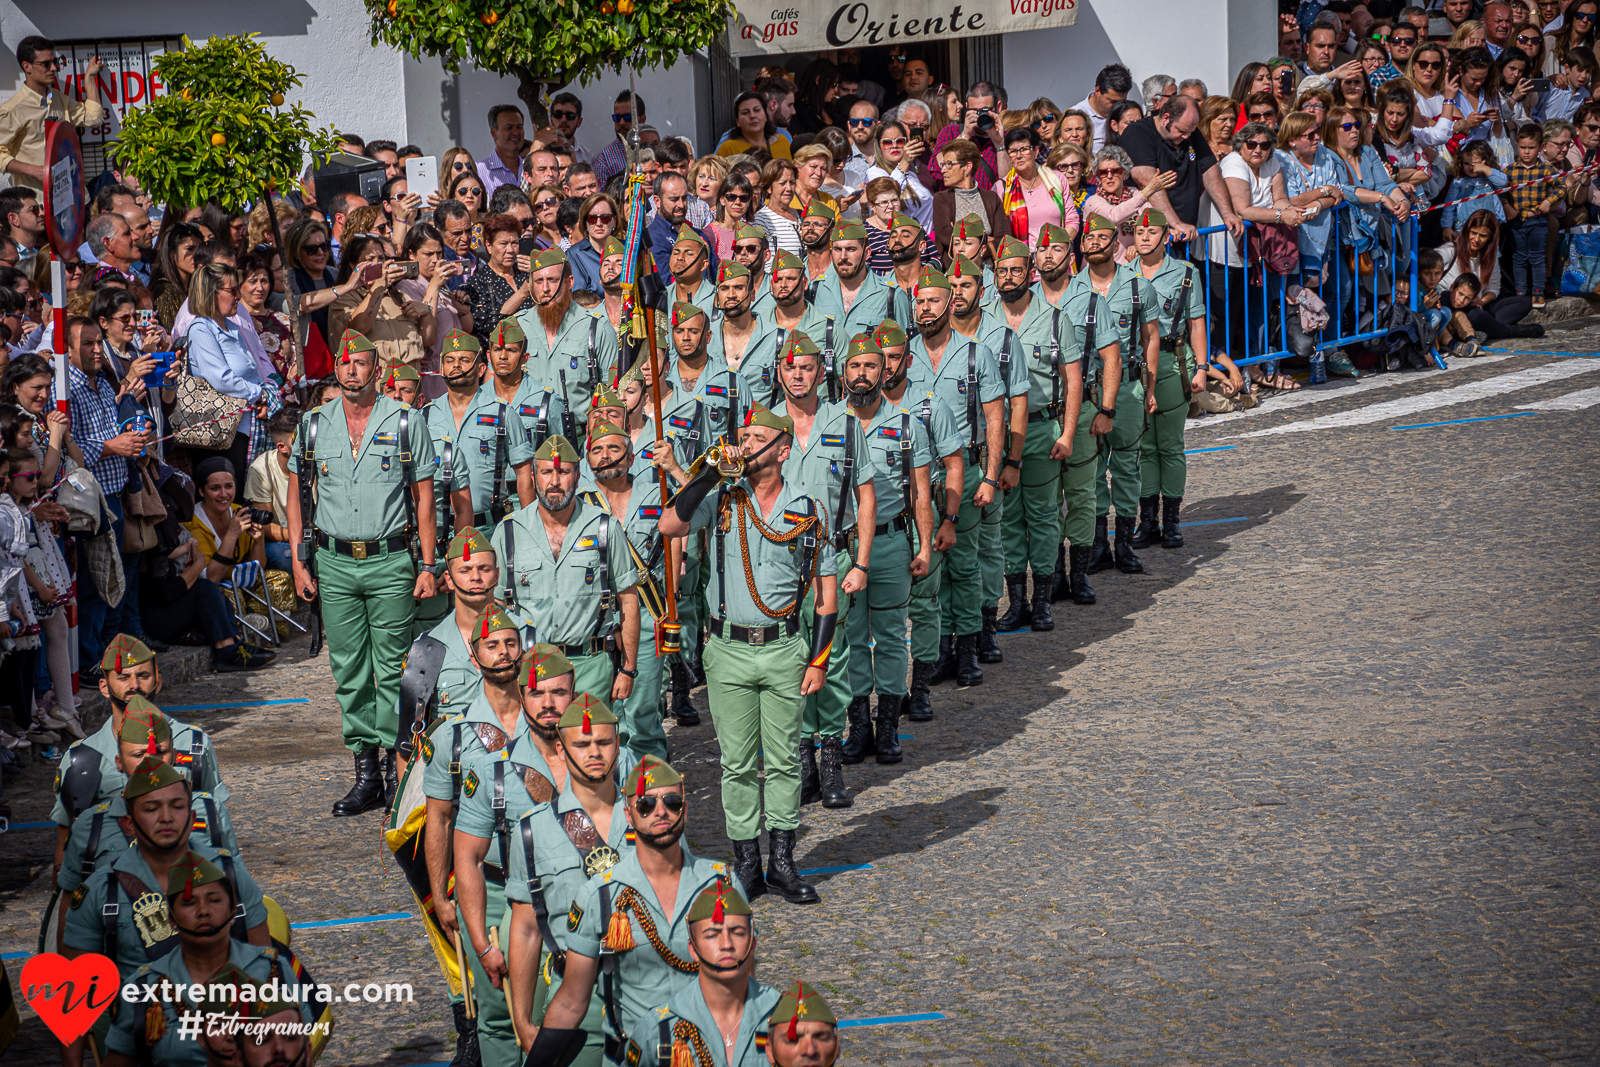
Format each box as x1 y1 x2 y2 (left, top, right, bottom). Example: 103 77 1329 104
1442 274 1487 357
245 407 300 572
1502 124 1564 307
1538 49 1597 123
1440 142 1506 242
309 375 342 409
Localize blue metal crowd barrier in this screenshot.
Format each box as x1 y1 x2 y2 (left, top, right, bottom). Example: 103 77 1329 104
1176 202 1423 375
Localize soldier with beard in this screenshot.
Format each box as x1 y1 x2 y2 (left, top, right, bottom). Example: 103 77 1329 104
988 235 1080 632
524 756 742 1066
797 201 837 292
445 634 577 1067
809 219 914 345
707 261 787 393
504 697 632 1064
873 321 964 723
490 435 639 704
948 213 997 292
837 333 934 764
484 318 574 454
772 333 876 807
659 406 838 904
883 214 929 311
903 268 1006 689
665 301 754 451
670 226 717 311
596 236 631 361
1057 216 1134 601
1028 224 1089 604
514 247 620 423
947 254 1028 662
731 223 778 319
768 251 833 408
424 327 530 533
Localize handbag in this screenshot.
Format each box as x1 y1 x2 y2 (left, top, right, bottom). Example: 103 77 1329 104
171 371 249 449
1247 222 1301 284
121 458 166 553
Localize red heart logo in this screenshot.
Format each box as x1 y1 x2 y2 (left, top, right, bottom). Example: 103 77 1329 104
20 952 120 1045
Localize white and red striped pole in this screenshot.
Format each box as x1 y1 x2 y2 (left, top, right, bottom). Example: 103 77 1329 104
49 254 79 699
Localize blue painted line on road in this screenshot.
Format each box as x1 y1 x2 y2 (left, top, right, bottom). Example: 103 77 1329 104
1184 445 1238 454
2 820 53 831
799 863 875 876
840 1012 948 1028
160 698 311 712
2 951 30 961
1484 348 1600 357
1390 412 1536 430
290 911 413 931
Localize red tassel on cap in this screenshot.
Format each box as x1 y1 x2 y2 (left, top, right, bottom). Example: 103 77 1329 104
711 877 725 923
581 705 592 734
1040 231 1051 249
115 651 122 672
481 617 490 639
787 979 803 1041
182 862 194 903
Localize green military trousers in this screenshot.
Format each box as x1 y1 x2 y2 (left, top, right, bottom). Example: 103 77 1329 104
802 546 853 739
317 548 416 751
1095 377 1147 519
704 632 805 839
980 498 1003 610
845 531 912 696
617 606 670 762
457 880 517 1067
937 465 985 637
1060 406 1099 546
1003 416 1068 576
677 551 706 676
1141 348 1190 499
570 650 617 709
907 518 946 663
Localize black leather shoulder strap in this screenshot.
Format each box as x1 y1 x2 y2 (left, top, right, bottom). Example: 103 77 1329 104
397 634 449 759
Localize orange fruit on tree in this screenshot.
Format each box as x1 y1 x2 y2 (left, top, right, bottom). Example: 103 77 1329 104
618 0 633 12
211 132 226 147
387 0 398 13
481 10 499 23
271 93 285 106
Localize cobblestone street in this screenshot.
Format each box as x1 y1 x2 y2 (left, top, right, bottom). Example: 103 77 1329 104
3 345 1597 1066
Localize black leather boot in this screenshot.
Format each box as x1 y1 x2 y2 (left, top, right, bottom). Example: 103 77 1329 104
1068 545 1096 605
1161 496 1184 548
1087 516 1113 573
798 739 820 805
1114 515 1144 573
449 1000 481 1067
995 573 1030 631
955 633 983 686
670 660 700 726
1131 496 1160 548
1030 578 1054 631
874 695 903 763
764 829 819 904
1049 542 1070 602
907 661 934 721
977 606 1003 663
818 736 852 807
929 634 956 685
840 696 874 763
382 749 398 809
732 838 766 900
332 748 385 816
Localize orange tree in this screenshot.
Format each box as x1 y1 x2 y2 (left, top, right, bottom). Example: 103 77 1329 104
366 0 731 122
115 34 340 210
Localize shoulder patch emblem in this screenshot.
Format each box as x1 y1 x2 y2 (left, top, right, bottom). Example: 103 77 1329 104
464 769 480 798
70 885 87 909
421 735 435 764
568 902 584 931
625 1039 642 1067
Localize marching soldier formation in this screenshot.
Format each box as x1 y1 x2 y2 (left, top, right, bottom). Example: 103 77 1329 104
38 209 1200 1067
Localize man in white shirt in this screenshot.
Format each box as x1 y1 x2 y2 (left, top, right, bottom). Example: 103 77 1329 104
476 104 526 197
1072 64 1134 153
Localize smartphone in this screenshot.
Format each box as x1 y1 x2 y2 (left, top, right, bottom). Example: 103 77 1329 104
518 234 538 258
143 351 175 389
359 262 384 285
406 155 439 203
400 260 420 279
1527 78 1553 93
135 309 154 330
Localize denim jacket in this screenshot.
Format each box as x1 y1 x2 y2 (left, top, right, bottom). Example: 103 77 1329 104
1440 170 1509 230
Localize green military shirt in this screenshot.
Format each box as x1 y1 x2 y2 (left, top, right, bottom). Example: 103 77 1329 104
955 309 1030 401
415 611 490 720
502 780 633 950
58 790 238 894
637 386 706 473
773 399 879 534
706 314 787 403
564 844 741 1045
51 715 226 828
515 303 620 417
625 977 783 1067
488 373 575 454
1103 265 1160 370
672 276 717 316
1136 254 1205 342
452 725 560 870
749 277 777 321
898 391 965 486
983 292 1070 413
808 267 912 341
489 497 637 645
105 940 318 1067
682 476 837 629
421 388 530 521
580 483 667 590
855 401 934 520
62 842 268 980
421 689 532 808
289 395 439 542
672 356 755 451
1057 271 1128 381
902 334 1005 463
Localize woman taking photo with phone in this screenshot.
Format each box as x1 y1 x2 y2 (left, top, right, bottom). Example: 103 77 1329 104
397 222 470 394
328 234 436 378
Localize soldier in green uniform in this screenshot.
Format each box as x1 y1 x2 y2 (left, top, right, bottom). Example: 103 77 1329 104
588 380 629 436
949 213 998 292
287 328 443 816
1056 216 1130 601
670 226 717 311
101 852 323 1067
767 252 835 408
810 218 915 354
729 223 778 320
1128 209 1208 551
521 756 743 1066
772 333 876 808
766 982 842 1067
490 435 639 704
515 247 620 422
583 421 675 761
904 268 1006 689
836 333 934 765
622 879 780 1067
382 357 425 406
1080 214 1159 577
947 254 1028 660
798 201 837 295
874 321 964 724
424 327 532 531
707 261 787 394
484 317 575 457
881 214 927 322
658 405 838 904
504 695 633 1064
987 236 1078 633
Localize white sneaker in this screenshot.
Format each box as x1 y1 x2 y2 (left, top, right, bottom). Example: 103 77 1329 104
54 708 86 740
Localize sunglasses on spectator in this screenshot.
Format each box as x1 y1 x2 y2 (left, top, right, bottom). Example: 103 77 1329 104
611 113 634 123
534 197 559 210
1414 58 1442 69
1515 33 1540 43
1057 161 1084 170
10 470 38 481
587 212 616 225
1249 110 1277 120
1034 114 1057 124
303 241 329 254
551 109 579 121
881 137 908 147
721 193 750 202
63 261 87 273
1338 121 1363 131
1575 11 1595 20
1096 166 1125 177
1244 138 1275 150
847 118 875 127
633 792 684 815
1583 122 1600 131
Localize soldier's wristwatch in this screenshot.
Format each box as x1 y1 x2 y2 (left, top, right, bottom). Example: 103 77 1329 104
941 512 959 526
617 667 638 678
419 561 440 574
1097 406 1116 420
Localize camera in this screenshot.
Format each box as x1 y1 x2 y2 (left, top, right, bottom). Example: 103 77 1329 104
247 508 276 527
975 109 995 132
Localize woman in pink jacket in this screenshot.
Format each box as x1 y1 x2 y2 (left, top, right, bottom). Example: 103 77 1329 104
1079 145 1177 263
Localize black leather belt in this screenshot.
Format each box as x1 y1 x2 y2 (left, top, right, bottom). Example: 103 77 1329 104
1159 338 1179 352
315 531 410 560
473 511 494 529
875 515 909 535
1027 405 1064 423
482 863 506 886
555 638 609 657
709 617 799 646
